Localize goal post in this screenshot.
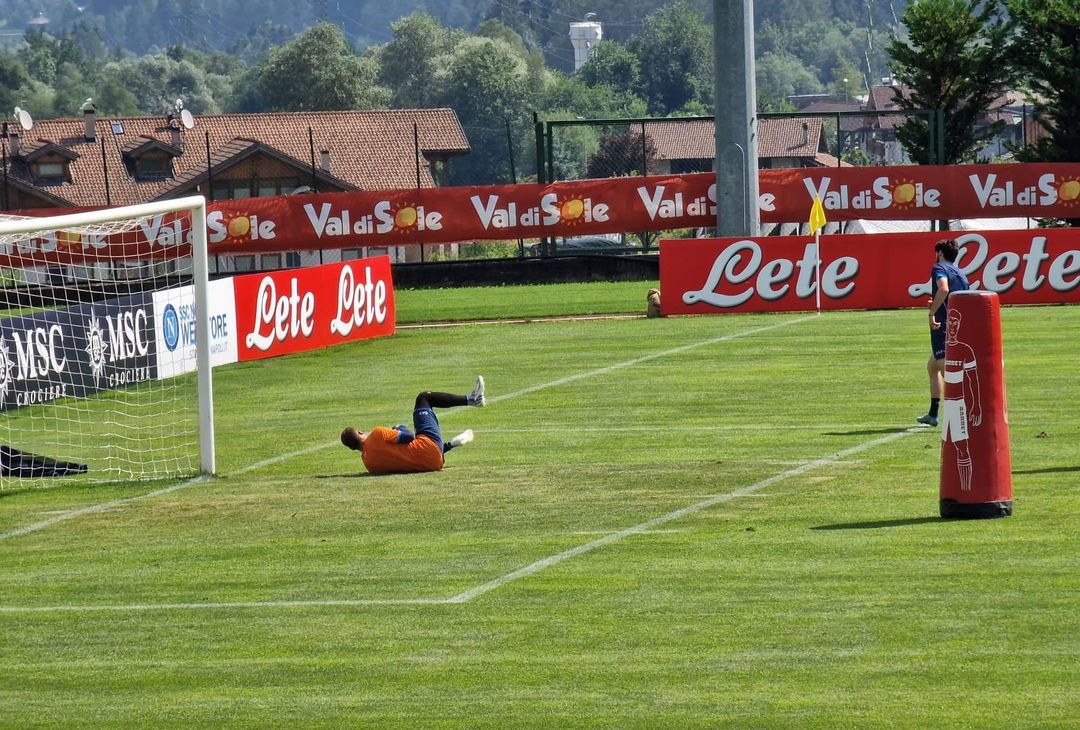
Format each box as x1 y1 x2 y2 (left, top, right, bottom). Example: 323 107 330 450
0 195 215 486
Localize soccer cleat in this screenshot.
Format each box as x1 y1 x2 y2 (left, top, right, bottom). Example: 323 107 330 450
448 429 474 448
469 375 486 407
916 413 938 427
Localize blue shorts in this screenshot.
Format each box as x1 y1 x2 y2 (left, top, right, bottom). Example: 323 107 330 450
930 327 946 360
413 407 443 451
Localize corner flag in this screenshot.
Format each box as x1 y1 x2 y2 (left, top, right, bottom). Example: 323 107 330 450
809 195 827 235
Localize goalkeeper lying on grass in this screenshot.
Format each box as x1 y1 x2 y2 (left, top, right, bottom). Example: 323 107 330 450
340 376 486 474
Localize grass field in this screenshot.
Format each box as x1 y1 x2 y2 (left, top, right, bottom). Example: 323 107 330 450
1 284 1078 727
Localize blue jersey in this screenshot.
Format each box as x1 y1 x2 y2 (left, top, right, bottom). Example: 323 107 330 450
931 261 969 324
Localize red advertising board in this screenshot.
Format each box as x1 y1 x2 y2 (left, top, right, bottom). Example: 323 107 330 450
759 163 1080 223
660 228 1080 315
5 163 1080 267
232 255 396 361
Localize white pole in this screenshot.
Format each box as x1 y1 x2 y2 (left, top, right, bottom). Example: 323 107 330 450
814 230 822 313
189 198 216 475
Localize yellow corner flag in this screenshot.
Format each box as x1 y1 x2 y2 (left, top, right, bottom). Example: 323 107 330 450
809 195 827 235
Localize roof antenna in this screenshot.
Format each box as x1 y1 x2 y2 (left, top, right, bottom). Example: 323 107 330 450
14 105 34 130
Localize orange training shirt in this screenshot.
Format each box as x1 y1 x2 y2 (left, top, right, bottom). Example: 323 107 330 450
361 426 444 474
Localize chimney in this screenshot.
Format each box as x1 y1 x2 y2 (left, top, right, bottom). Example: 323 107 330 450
82 98 97 141
320 149 331 174
168 116 181 147
801 121 810 148
9 131 19 157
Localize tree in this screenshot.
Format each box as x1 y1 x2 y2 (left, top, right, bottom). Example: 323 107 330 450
756 51 824 110
442 37 531 185
627 2 712 115
586 128 657 178
255 23 389 112
1005 0 1080 165
888 0 1015 164
104 56 222 115
0 55 31 116
377 12 463 109
577 41 640 98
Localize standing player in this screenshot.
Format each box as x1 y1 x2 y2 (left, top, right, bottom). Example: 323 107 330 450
918 239 969 427
941 308 982 490
340 376 486 474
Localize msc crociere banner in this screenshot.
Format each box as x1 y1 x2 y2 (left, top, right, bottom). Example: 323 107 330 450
660 228 1080 315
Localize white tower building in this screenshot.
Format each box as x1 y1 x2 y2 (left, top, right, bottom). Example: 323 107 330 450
569 18 603 73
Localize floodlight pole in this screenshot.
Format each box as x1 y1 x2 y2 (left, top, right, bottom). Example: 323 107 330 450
713 0 760 237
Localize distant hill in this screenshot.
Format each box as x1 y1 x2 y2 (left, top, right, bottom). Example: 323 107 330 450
0 0 908 62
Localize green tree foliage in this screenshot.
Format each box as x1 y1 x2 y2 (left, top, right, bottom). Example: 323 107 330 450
376 12 463 109
586 128 658 178
442 36 532 185
756 51 825 110
888 0 1015 164
0 54 30 115
577 41 641 98
626 2 712 116
103 55 221 115
1005 0 1080 164
253 23 389 112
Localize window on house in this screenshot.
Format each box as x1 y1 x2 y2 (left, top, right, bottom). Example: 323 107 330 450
284 252 301 268
211 177 304 200
33 161 68 183
259 253 281 270
134 155 173 180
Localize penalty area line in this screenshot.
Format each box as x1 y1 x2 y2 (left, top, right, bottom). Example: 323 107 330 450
0 314 813 543
0 427 921 613
445 427 921 604
0 476 212 541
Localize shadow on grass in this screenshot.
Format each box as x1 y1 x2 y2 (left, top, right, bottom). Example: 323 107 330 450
313 473 376 479
811 516 941 530
1013 466 1080 475
823 427 916 437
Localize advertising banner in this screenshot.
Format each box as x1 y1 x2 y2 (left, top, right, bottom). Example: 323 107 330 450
152 278 239 380
232 255 396 362
0 293 157 411
660 228 1080 315
5 163 1080 266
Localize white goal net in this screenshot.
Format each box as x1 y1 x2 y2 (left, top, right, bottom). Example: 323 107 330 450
0 196 214 489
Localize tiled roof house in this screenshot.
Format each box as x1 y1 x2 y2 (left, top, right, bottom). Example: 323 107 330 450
645 117 851 174
0 107 470 212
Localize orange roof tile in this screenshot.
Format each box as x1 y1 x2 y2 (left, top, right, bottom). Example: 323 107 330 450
645 117 828 162
3 109 469 210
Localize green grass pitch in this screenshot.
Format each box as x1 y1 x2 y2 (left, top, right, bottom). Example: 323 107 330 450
1 284 1078 727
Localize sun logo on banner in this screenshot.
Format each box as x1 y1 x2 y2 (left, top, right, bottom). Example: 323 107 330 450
556 196 587 225
218 212 255 244
1055 178 1080 207
889 179 918 210
389 203 419 232
56 229 82 250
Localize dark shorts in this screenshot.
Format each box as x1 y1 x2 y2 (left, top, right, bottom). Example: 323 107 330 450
930 327 946 360
413 407 442 451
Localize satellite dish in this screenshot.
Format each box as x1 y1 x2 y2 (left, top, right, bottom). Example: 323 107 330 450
14 106 33 131
179 108 195 129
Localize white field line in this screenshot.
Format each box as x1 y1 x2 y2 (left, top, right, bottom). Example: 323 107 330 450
1 315 815 542
0 476 211 541
443 427 918 604
0 427 922 614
